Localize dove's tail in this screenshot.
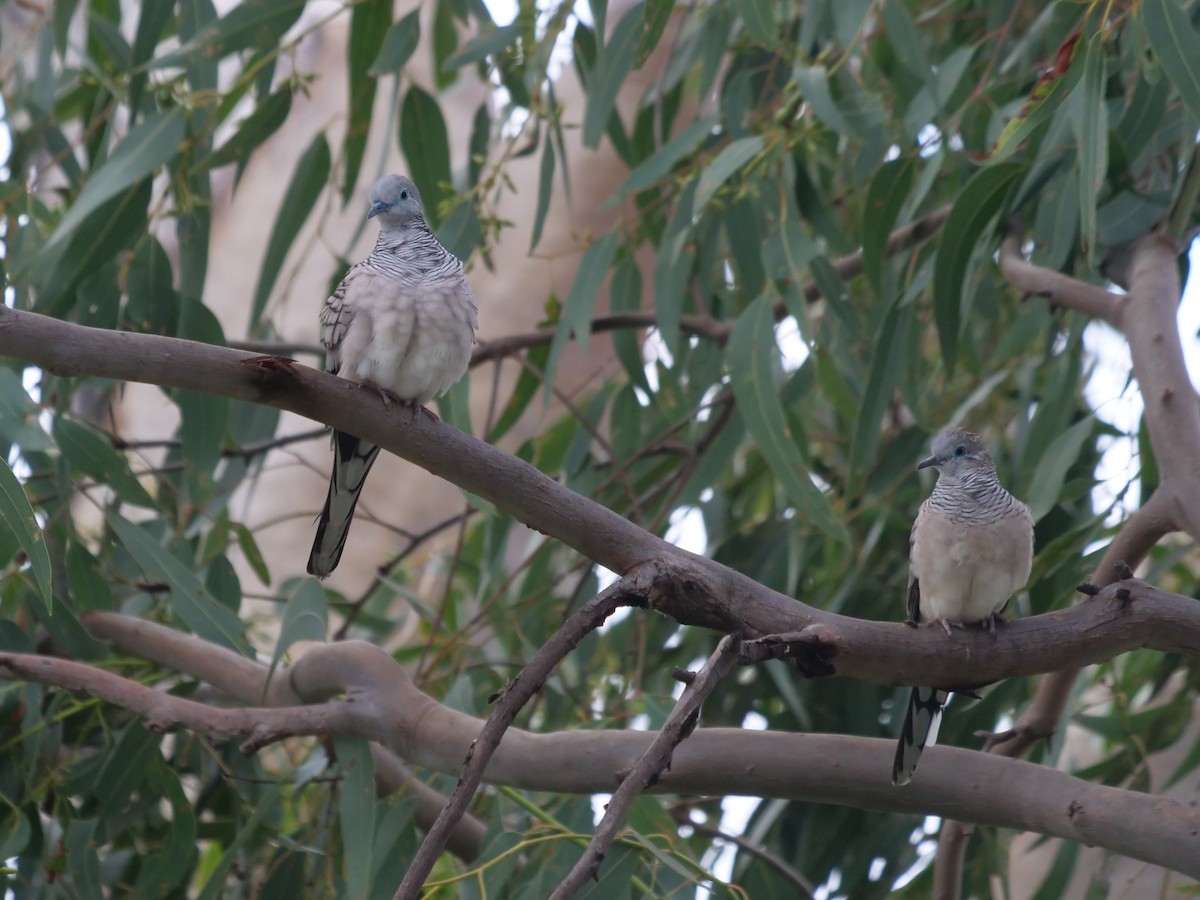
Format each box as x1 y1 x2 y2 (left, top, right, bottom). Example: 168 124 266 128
307 430 382 578
892 686 949 786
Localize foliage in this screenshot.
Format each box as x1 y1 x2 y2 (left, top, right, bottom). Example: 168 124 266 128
1 0 1199 897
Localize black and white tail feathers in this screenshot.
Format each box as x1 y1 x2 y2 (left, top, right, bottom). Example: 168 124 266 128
892 686 949 786
307 430 382 578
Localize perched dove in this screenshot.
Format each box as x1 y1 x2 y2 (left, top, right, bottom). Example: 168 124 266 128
307 175 478 578
892 428 1033 786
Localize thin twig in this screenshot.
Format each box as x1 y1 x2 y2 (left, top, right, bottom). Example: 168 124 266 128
997 229 1120 324
391 567 656 900
668 803 816 897
548 634 743 899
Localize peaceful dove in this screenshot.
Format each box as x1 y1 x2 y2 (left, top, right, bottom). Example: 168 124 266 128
307 175 478 578
892 428 1033 786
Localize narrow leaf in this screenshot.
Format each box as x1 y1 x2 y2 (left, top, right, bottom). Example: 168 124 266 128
1072 35 1107 256
106 512 249 653
369 10 420 75
1027 417 1095 521
399 86 451 227
861 158 914 294
54 419 156 509
728 293 848 543
545 232 620 400
606 115 716 207
0 460 53 611
636 0 675 67
269 578 328 676
1143 0 1200 122
335 735 376 900
734 0 776 46
530 131 555 251
46 109 185 250
152 0 306 69
249 132 331 329
583 4 644 148
344 0 390 202
692 136 764 215
932 162 1024 370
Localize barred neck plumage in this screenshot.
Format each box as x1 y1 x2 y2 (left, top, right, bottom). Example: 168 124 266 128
927 466 1018 520
366 217 462 284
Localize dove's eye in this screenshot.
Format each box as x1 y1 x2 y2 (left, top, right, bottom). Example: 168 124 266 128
400 190 410 200
954 446 966 457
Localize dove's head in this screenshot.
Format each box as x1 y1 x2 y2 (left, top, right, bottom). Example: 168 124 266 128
367 175 424 229
918 428 995 480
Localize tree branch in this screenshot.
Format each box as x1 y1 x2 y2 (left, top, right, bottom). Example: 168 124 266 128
550 635 742 899
13 613 1200 879
997 230 1121 324
80 612 487 862
2 307 1200 691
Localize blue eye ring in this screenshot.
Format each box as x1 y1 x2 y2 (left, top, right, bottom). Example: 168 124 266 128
399 190 410 200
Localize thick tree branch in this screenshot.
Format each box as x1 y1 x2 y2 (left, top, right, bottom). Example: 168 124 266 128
81 612 487 862
940 228 1200 897
12 616 1200 879
2 308 1200 691
551 635 742 899
998 232 1121 324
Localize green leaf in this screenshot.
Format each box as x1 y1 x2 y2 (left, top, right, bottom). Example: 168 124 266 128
152 0 306 69
0 459 53 611
134 759 197 897
932 162 1024 370
178 298 230 474
467 102 491 188
232 521 271 585
734 0 776 46
988 50 1084 164
66 818 103 900
636 0 675 66
728 292 848 543
203 88 292 176
36 181 151 317
45 108 185 251
435 200 480 262
129 2 176 115
334 735 375 900
106 512 250 654
249 132 330 329
793 65 852 137
1072 35 1108 256
583 4 644 148
545 231 620 399
692 136 764 215
653 181 697 354
489 343 550 442
861 157 914 294
1027 417 1095 521
606 115 716 207
269 578 328 678
370 9 420 75
0 368 51 452
1143 0 1200 122
530 131 555 252
849 299 913 484
344 0 390 203
54 419 156 509
445 23 520 69
399 86 451 228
